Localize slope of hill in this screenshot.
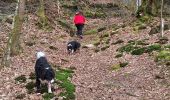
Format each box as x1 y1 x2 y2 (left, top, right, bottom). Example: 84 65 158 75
0 1 170 100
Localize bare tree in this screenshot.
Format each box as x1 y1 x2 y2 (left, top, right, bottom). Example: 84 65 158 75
161 0 164 37
37 0 49 29
1 0 25 67
136 0 142 13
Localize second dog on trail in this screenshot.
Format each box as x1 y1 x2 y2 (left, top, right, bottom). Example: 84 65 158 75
67 41 81 54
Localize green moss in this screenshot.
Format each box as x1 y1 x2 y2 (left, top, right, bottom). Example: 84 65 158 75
120 62 128 68
112 24 119 30
82 45 88 48
58 67 74 73
84 29 98 35
0 48 3 58
56 71 72 81
131 47 146 55
133 25 147 31
15 93 26 99
146 44 162 53
84 10 106 18
41 84 48 93
111 62 128 71
25 41 35 47
25 81 35 94
139 15 151 23
94 11 106 18
85 11 94 18
61 3 78 11
42 93 55 100
166 62 170 66
101 33 109 38
156 37 169 44
101 45 110 51
59 80 75 94
148 27 159 35
97 27 106 32
117 40 159 55
61 58 69 63
93 41 100 46
128 40 148 45
36 0 53 31
90 3 119 8
115 53 123 58
94 48 100 53
111 64 120 71
57 19 76 36
164 45 170 49
156 50 170 61
15 75 26 83
117 44 137 53
29 72 36 80
112 39 124 45
56 68 75 100
49 46 58 50
105 38 110 44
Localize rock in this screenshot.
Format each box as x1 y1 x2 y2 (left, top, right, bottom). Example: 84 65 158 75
84 44 95 48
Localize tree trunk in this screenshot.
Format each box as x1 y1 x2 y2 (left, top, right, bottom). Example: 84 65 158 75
161 0 164 37
1 0 25 67
37 0 48 29
136 0 142 13
138 0 160 16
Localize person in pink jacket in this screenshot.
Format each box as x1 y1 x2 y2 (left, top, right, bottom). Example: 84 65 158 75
73 11 86 39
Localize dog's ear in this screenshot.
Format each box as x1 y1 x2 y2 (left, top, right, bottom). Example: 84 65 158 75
68 44 72 46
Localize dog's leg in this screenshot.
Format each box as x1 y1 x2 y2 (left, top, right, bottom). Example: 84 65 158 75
36 78 41 94
71 49 74 54
48 82 52 93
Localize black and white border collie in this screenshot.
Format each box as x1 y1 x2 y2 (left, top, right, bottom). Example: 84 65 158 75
35 52 55 94
67 41 81 54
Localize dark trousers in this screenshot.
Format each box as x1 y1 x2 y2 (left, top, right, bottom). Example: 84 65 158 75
75 24 84 36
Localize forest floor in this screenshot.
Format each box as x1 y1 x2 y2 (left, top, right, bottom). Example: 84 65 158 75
0 1 170 100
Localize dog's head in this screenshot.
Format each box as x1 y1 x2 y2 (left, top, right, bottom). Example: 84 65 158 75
36 51 45 59
67 44 74 54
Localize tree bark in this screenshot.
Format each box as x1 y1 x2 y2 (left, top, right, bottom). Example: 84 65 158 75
1 0 25 67
138 0 159 16
37 0 48 29
161 0 164 37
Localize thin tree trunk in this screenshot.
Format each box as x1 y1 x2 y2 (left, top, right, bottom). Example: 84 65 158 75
161 0 164 37
136 0 142 13
37 0 48 29
1 0 25 67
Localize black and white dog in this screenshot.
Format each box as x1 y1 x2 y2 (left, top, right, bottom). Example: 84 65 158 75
67 41 81 54
35 52 55 94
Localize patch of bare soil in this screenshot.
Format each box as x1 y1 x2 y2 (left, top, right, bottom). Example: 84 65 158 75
0 13 170 100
